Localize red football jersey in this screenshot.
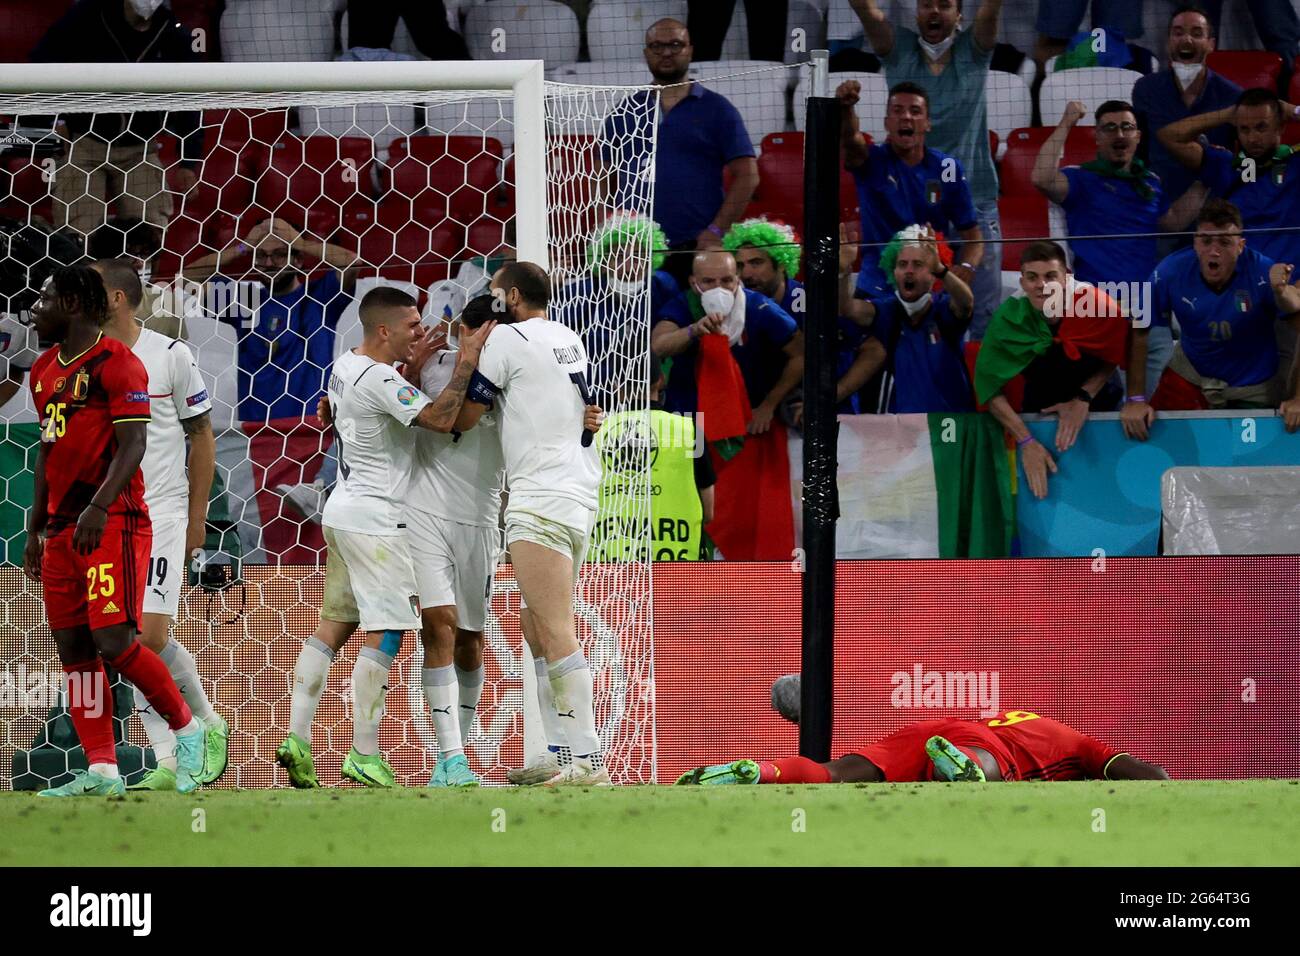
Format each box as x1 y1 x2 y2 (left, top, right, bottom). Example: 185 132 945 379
29 333 151 535
980 711 1126 780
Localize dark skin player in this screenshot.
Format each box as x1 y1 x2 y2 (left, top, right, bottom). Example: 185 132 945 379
23 275 148 665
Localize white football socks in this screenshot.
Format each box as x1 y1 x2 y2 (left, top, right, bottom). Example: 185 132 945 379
422 664 463 759
134 683 177 771
456 663 484 740
159 637 217 725
535 656 569 759
351 647 392 756
289 637 334 744
548 651 600 763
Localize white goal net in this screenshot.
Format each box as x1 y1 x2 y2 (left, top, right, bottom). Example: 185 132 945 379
0 62 659 788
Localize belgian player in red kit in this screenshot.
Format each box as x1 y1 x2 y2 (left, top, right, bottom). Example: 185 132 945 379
23 266 206 797
677 709 1169 785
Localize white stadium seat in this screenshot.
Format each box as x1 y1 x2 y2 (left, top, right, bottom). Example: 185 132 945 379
300 104 421 141
463 0 580 63
985 69 1032 143
795 71 889 142
689 62 795 148
221 0 336 63
586 0 689 62
1040 67 1143 126
339 10 428 59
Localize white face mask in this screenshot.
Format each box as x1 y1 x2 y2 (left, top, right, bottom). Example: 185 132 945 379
128 0 165 18
917 23 959 61
699 286 736 317
895 290 932 316
607 277 645 298
1171 61 1205 88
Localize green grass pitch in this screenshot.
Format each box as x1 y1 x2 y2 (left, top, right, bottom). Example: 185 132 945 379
1 780 1295 866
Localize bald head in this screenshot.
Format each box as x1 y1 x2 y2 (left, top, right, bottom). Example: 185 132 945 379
690 249 739 296
644 18 692 83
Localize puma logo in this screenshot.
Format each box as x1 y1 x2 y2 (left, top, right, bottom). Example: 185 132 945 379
558 709 576 720
431 706 451 715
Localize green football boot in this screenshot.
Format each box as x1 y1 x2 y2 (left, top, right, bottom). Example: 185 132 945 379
174 726 206 794
341 748 396 789
275 732 320 789
926 735 987 782
200 716 230 785
441 754 480 788
38 769 126 798
126 766 177 792
675 759 761 786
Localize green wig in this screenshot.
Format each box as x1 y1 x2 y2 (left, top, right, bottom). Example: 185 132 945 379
876 224 954 289
722 217 801 278
586 213 668 276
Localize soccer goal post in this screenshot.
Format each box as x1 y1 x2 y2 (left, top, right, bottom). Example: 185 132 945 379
0 60 659 788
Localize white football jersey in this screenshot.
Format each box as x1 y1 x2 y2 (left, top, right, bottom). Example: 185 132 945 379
132 328 212 520
474 317 602 511
322 349 431 535
408 350 505 528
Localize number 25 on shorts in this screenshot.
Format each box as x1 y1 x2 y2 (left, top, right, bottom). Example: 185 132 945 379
86 563 117 601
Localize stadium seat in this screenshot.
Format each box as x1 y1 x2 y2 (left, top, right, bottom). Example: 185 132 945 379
0 0 73 63
464 1 580 62
546 61 653 86
300 104 420 141
422 98 516 152
358 212 460 288
1039 67 1142 126
255 136 376 240
795 71 889 141
384 135 505 229
999 126 1096 197
1206 51 1283 93
985 70 1032 145
751 131 859 233
154 212 207 282
689 61 794 150
219 0 336 62
586 0 689 62
465 215 507 257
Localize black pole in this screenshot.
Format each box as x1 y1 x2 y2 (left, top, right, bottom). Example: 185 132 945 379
799 84 840 763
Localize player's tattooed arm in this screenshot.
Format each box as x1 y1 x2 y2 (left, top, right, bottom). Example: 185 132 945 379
181 412 216 557
417 320 496 433
23 442 50 581
74 421 147 556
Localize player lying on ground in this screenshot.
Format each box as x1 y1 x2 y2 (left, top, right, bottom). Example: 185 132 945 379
23 266 206 796
678 677 1168 784
93 259 228 792
276 288 495 789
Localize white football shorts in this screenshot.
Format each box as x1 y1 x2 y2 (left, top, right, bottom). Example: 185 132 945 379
321 526 422 632
406 509 501 632
142 515 187 618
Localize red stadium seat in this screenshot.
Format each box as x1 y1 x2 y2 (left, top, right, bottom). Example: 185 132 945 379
358 210 460 288
465 216 506 258
1207 51 1283 93
998 195 1049 270
256 135 375 239
154 213 207 282
1000 127 1096 197
385 135 505 229
0 0 73 63
752 132 860 235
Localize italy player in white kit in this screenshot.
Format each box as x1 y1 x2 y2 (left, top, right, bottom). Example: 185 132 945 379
92 259 225 790
456 263 609 786
276 287 493 789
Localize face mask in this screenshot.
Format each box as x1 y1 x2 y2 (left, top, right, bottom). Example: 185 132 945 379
607 277 644 298
917 25 958 61
895 290 931 316
128 0 164 18
1171 61 1204 88
699 286 735 317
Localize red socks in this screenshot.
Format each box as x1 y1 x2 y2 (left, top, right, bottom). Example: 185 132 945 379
758 756 833 784
109 642 192 731
63 659 115 766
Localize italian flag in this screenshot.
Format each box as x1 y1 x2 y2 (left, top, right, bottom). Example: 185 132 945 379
788 413 1014 558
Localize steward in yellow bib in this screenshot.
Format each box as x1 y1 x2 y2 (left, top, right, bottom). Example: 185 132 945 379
591 359 715 561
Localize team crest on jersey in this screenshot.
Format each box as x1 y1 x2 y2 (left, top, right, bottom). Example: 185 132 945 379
1274 164 1286 187
925 180 942 205
409 595 420 617
1235 290 1252 313
71 370 90 401
395 386 419 406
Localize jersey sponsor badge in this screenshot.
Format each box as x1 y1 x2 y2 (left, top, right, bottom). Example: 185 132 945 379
186 389 209 407
71 370 90 401
396 385 419 406
1235 290 1252 313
